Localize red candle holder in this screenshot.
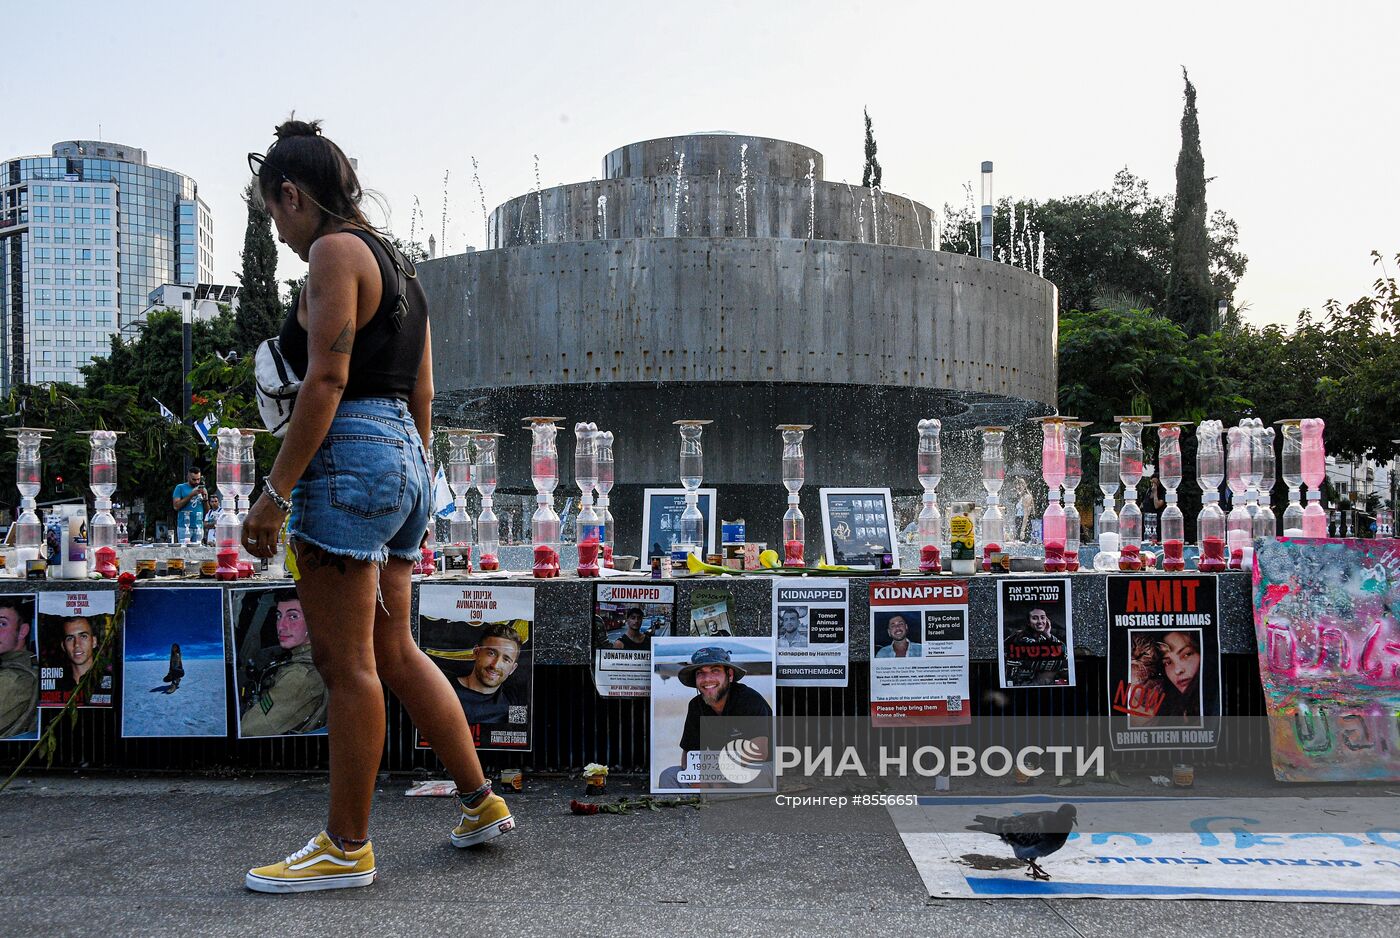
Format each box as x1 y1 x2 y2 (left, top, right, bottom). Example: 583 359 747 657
784 539 804 567
602 544 613 569
1199 536 1227 572
479 552 499 572
94 546 119 579
236 561 254 579
533 544 559 578
1118 543 1142 572
1163 538 1185 572
1043 540 1066 573
919 543 942 574
216 544 240 581
419 546 437 577
1229 547 1244 571
577 536 601 577
982 543 1002 573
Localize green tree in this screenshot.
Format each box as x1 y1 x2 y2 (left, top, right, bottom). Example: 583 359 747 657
1 307 243 537
236 182 282 354
1165 68 1216 335
938 173 1246 314
861 108 882 189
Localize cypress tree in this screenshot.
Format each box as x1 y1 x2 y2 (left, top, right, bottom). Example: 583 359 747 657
861 108 882 189
1165 68 1216 335
236 182 283 354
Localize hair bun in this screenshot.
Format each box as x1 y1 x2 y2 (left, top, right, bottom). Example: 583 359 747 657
273 117 323 140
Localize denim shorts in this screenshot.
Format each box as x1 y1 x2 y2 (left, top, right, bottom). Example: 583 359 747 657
288 398 430 564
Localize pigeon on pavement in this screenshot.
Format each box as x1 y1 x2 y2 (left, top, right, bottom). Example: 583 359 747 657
966 803 1078 880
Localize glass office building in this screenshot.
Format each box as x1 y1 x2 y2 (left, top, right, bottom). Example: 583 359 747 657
0 140 214 391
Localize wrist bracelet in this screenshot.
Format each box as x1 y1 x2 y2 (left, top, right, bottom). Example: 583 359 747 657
263 478 292 513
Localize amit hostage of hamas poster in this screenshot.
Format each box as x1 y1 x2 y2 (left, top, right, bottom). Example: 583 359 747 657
773 577 850 687
591 582 675 697
37 589 117 708
869 580 970 727
232 586 328 738
418 583 534 751
1107 575 1222 751
0 594 40 740
651 636 776 794
997 577 1075 688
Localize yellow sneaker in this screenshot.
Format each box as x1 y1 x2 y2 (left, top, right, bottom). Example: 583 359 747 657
451 792 516 848
245 832 376 893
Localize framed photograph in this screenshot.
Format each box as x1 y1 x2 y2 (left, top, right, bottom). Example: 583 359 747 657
121 587 228 738
819 487 898 569
641 488 718 565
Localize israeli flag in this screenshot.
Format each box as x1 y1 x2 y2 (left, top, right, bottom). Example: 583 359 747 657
433 465 456 518
193 413 219 447
153 398 179 423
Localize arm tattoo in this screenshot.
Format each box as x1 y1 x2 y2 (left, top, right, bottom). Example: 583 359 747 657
329 320 355 355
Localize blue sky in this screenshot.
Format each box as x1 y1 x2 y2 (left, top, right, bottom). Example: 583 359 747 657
5 0 1397 326
122 588 225 661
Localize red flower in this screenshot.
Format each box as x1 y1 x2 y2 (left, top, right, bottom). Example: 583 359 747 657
569 799 600 816
191 394 208 405
117 571 136 593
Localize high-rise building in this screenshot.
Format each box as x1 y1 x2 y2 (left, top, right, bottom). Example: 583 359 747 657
0 139 214 392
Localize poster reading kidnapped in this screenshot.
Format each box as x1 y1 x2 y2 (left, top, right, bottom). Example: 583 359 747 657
591 582 675 697
0 594 40 740
773 578 849 687
1254 538 1400 782
1106 575 1222 751
38 589 117 708
650 636 776 794
121 587 227 738
868 580 970 727
997 577 1075 688
418 584 534 751
232 586 328 739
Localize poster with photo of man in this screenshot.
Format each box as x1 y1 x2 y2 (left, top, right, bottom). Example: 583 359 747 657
231 586 328 739
650 636 776 794
0 595 40 740
1106 575 1222 751
996 577 1075 688
121 587 228 738
773 578 849 687
418 584 534 751
592 582 675 697
868 580 970 727
37 590 116 708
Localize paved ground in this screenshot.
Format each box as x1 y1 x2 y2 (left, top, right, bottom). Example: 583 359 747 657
1 774 1397 937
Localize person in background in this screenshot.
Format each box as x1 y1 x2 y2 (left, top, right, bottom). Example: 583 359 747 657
204 494 224 545
171 467 208 542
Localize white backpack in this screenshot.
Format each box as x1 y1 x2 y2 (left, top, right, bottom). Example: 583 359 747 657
252 232 415 438
254 336 301 438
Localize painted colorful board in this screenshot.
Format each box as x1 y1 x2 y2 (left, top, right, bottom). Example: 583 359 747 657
1253 538 1400 782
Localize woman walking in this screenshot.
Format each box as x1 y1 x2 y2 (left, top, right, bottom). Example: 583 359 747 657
240 119 512 893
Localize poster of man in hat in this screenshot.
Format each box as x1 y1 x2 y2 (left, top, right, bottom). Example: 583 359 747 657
651 637 776 793
417 583 534 751
773 577 850 687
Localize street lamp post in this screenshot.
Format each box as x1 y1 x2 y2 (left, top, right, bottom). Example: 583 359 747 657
182 294 193 476
979 161 994 260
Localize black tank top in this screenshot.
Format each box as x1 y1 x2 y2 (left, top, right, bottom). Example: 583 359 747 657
279 229 428 401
